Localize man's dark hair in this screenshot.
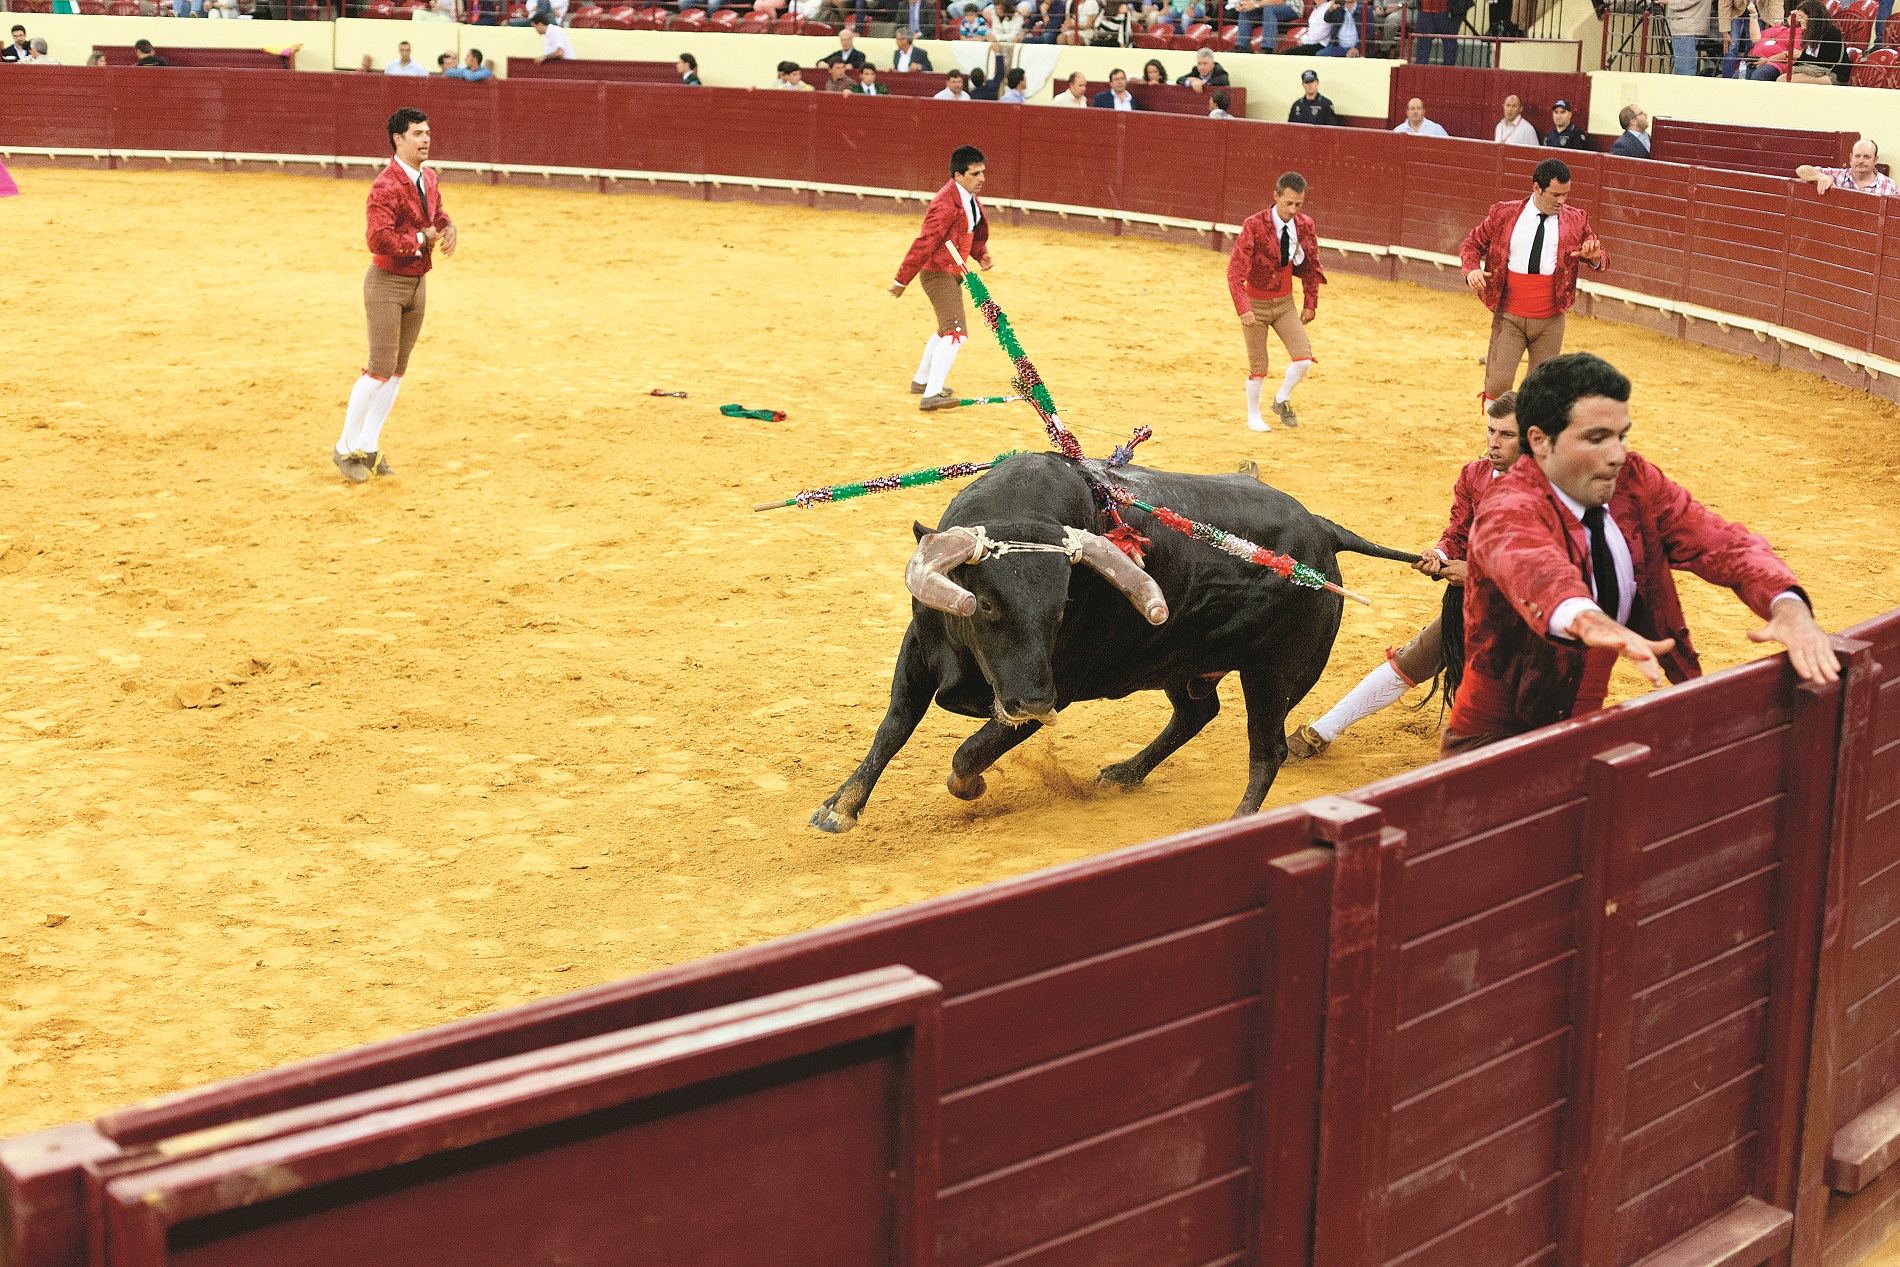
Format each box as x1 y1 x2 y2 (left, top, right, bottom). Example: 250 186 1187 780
10 24 23 33
134 37 154 52
777 58 798 73
946 68 967 84
1275 171 1306 194
950 144 984 175
387 107 428 150
468 47 483 63
1516 352 1630 447
969 66 986 87
531 11 549 23
1006 67 1025 87
1212 88 1231 110
1533 157 1571 188
437 50 454 64
679 51 697 69
1487 390 1518 419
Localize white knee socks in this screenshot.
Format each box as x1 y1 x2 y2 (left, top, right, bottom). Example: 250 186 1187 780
1311 661 1410 744
1275 358 1312 405
1246 377 1267 431
914 334 942 386
337 373 382 455
360 376 402 454
925 333 962 397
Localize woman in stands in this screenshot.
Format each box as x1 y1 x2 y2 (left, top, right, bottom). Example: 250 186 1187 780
1092 0 1134 42
1140 57 1168 83
1748 0 1844 80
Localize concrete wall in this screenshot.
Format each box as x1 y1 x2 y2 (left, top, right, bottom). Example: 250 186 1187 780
0 12 333 69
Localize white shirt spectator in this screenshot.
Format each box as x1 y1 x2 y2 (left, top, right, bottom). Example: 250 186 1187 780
1494 115 1539 146
1506 196 1559 273
1001 86 1027 102
1050 82 1089 105
541 23 574 58
935 86 972 99
1106 88 1136 109
1394 117 1448 137
1298 1 1357 49
386 55 430 76
1074 0 1100 28
990 11 1024 39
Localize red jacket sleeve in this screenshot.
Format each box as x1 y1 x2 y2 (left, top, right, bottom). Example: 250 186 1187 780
365 180 421 259
1227 217 1260 315
1436 466 1480 560
1467 479 1592 642
896 194 961 285
1457 208 1495 277
1632 456 1802 619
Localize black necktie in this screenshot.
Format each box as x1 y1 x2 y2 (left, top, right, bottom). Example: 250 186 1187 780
1582 506 1619 619
1279 222 1291 267
414 173 427 213
1527 213 1548 274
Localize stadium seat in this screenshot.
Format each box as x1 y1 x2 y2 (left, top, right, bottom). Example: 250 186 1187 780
75 0 107 13
1215 21 1238 48
738 11 770 31
568 2 604 23
1134 29 1171 44
1884 12 1900 46
802 19 833 33
1837 0 1876 46
630 5 664 26
670 6 706 26
708 7 738 27
106 1 141 13
1171 20 1214 46
503 1 528 18
598 5 634 26
770 14 800 31
363 1 399 17
1853 43 1898 85
1276 21 1306 48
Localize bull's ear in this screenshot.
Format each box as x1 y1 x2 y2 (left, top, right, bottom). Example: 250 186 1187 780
913 521 934 542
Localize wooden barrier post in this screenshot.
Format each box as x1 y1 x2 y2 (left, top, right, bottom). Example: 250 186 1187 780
1308 797 1406 1267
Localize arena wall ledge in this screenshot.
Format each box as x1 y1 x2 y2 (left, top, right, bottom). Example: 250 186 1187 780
6 70 1900 1267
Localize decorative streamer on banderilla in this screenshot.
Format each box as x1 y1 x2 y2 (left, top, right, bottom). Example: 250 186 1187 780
1100 484 1372 606
752 451 1026 512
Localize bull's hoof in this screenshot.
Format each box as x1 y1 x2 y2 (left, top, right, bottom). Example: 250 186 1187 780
809 805 858 834
946 772 987 801
1096 761 1146 788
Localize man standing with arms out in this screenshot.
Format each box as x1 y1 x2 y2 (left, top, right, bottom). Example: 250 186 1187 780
1797 141 1899 196
1461 157 1606 417
1227 171 1324 431
1393 96 1448 136
1290 393 1521 758
332 108 456 484
1494 94 1538 145
1611 104 1651 156
1445 352 1836 754
889 146 992 412
1543 98 1588 148
1287 69 1340 125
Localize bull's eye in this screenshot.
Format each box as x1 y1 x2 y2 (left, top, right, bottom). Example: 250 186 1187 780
976 597 997 617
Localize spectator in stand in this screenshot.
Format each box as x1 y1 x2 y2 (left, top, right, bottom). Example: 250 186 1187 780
358 53 377 71
86 50 107 66
1094 66 1142 107
1775 0 1845 81
1288 69 1341 124
988 4 1025 40
1050 68 1091 103
1610 104 1651 155
2 26 29 63
850 63 891 92
820 29 867 71
892 29 933 69
1544 98 1588 147
775 58 814 87
1365 0 1406 56
533 14 574 60
892 0 938 34
1093 0 1135 42
1251 0 1309 50
959 7 992 35
968 64 997 97
1136 58 1165 84
822 59 854 88
935 69 974 98
1495 95 1539 145
134 39 168 66
1394 95 1449 135
677 52 701 83
25 38 57 64
1029 0 1070 41
512 0 569 25
1722 0 1780 74
470 0 503 23
1413 0 1456 63
1293 0 1361 54
446 49 493 79
435 51 456 73
1208 87 1236 116
1000 66 1030 99
1178 47 1229 90
1797 140 1899 194
676 0 725 19
1667 0 1710 72
1060 0 1100 41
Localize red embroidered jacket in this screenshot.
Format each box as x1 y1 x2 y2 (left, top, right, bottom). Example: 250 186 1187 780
1226 208 1324 316
1433 458 1498 562
1457 197 1606 316
367 159 453 278
1461 452 1803 729
895 180 991 284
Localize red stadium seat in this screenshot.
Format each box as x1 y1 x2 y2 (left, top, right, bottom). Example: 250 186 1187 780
737 11 770 31
106 1 141 13
802 18 832 32
363 1 399 17
1171 19 1214 46
670 6 706 25
1215 21 1237 48
599 5 635 26
708 7 738 26
630 5 664 25
1837 0 1876 46
75 0 107 13
1276 21 1306 48
1148 19 1174 33
1133 30 1171 45
770 13 799 30
568 2 604 23
1852 43 1898 85
1885 12 1900 45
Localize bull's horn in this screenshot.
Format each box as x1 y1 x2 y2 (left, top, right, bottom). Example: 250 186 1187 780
905 527 980 617
1066 528 1169 625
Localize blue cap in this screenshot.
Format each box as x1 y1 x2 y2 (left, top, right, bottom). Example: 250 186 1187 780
1300 68 1318 82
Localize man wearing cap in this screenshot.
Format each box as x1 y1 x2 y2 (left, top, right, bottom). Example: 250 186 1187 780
1393 96 1448 136
1460 156 1606 417
1287 69 1340 125
1543 99 1589 149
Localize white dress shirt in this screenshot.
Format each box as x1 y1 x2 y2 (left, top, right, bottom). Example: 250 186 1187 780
955 182 983 233
934 87 972 100
1506 197 1560 274
393 154 434 248
1494 115 1539 146
1269 204 1304 267
1298 1 1357 46
1394 118 1449 137
1107 88 1135 109
541 24 574 58
385 57 430 76
895 46 919 70
1050 89 1088 106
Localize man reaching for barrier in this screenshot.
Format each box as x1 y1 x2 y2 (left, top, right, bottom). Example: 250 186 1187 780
1227 171 1324 431
332 107 456 484
1444 352 1836 756
889 145 992 412
1289 393 1520 758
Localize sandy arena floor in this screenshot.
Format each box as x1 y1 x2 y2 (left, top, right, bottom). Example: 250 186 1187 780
1 168 1897 1140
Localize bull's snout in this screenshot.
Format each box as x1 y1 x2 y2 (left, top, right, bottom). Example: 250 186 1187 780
999 696 1057 724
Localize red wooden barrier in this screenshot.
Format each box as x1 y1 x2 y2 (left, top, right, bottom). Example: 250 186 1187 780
508 55 679 82
1650 117 1858 178
1387 65 1591 143
92 45 291 69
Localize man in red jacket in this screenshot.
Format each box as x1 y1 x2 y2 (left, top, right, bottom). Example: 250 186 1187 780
1289 392 1520 758
1227 171 1325 431
332 106 456 484
1445 352 1837 756
1460 157 1605 417
888 145 992 412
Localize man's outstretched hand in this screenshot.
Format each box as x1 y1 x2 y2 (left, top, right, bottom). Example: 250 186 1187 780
1750 596 1840 685
1571 609 1676 686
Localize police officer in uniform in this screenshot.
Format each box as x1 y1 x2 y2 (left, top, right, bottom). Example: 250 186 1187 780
1542 98 1590 149
1287 69 1341 125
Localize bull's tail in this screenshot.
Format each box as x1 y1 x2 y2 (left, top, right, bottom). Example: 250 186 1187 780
1317 518 1423 566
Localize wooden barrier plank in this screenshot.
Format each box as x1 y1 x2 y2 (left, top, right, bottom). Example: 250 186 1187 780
1633 868 1779 992
1627 1003 1769 1136
1398 800 1584 942
1620 1068 1765 1203
1632 1197 1791 1267
1387 1172 1562 1267
1643 729 1788 845
1386 1103 1565 1258
1395 954 1575 1104
1632 939 1775 1065
1399 877 1580 1022
1389 1028 1568 1183
1638 799 1782 919
1615 1133 1760 1266
1846 917 1900 1009
969 1170 1249 1267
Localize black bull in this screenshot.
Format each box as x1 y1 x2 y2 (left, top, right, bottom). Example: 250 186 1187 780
810 453 1419 833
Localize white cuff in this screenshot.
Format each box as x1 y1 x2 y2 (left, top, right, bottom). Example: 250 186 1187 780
1429 548 1448 563
1547 597 1600 640
1770 589 1806 612
415 230 426 246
